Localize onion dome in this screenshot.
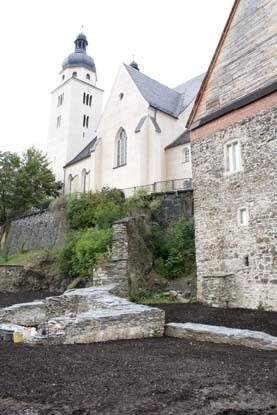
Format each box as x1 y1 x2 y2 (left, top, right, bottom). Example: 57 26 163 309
62 33 96 72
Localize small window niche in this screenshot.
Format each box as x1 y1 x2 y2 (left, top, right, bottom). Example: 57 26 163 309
119 93 124 100
238 207 249 226
86 73 90 80
224 139 241 174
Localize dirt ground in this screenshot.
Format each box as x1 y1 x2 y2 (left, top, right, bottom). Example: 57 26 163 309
0 292 277 415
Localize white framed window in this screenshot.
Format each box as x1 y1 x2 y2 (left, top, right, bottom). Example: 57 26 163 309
181 147 190 163
115 128 127 167
237 207 249 226
225 140 241 174
56 115 61 128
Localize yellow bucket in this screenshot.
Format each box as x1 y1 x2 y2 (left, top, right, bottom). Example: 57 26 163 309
13 332 23 344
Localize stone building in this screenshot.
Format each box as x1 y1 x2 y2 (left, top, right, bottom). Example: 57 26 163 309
187 0 277 310
47 33 204 193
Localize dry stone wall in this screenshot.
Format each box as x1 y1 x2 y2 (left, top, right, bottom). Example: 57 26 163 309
192 105 277 310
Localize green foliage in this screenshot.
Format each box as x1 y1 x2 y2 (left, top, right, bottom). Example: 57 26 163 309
257 302 266 312
59 227 112 277
66 188 124 230
0 147 62 223
124 189 160 216
0 151 21 222
152 218 196 279
14 147 62 211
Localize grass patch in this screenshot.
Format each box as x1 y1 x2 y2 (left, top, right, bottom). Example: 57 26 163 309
0 249 45 266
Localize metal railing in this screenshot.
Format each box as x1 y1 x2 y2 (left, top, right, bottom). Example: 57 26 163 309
120 178 192 197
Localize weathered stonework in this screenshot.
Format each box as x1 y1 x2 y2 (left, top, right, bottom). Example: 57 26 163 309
152 190 193 224
0 286 165 344
192 104 277 310
4 209 68 255
93 216 153 297
0 266 24 292
165 322 277 351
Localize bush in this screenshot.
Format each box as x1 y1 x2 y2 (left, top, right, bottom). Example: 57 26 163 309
66 188 124 230
153 218 196 279
125 189 161 216
59 227 112 277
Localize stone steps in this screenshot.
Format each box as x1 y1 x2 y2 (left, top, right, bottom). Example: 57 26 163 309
165 322 277 351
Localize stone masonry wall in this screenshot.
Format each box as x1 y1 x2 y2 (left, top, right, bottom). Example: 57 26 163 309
0 266 24 292
152 190 193 224
93 216 153 297
4 209 68 255
191 104 277 310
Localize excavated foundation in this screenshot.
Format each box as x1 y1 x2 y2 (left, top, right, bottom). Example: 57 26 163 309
0 285 165 344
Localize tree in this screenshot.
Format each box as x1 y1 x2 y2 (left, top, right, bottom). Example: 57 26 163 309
14 147 62 211
0 151 20 222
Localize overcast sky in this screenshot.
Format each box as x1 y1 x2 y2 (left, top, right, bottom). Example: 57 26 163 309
0 0 234 154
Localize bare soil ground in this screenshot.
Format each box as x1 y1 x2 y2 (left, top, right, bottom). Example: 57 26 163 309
0 292 277 415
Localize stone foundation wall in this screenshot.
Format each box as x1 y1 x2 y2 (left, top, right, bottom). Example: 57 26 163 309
4 208 68 255
0 266 24 292
192 105 277 310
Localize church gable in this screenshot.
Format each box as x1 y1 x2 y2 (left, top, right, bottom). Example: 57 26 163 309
189 0 277 126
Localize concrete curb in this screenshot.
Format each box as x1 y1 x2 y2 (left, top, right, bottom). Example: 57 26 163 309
165 322 277 350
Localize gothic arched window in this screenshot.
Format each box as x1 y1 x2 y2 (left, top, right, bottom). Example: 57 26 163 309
115 128 127 167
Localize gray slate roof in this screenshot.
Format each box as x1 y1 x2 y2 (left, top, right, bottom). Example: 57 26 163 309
174 73 206 109
165 130 190 150
64 137 97 168
125 64 205 118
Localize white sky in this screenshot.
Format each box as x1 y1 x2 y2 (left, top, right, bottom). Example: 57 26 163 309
0 0 234 154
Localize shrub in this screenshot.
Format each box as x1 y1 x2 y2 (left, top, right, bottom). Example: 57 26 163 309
66 188 124 230
59 227 112 277
153 218 196 279
125 189 161 216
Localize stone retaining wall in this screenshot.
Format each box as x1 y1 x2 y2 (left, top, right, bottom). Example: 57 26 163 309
152 190 193 224
4 209 68 255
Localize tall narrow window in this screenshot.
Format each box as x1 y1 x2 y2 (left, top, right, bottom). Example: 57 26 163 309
83 93 86 104
56 115 61 128
238 207 249 226
115 128 127 167
225 140 241 173
86 95 89 105
86 73 90 80
86 116 89 128
89 95 92 106
182 148 190 163
83 114 86 127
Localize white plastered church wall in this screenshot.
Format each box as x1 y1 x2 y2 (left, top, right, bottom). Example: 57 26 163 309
94 64 150 190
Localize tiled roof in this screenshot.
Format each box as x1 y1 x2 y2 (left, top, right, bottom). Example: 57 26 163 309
64 137 97 168
165 130 190 150
125 64 205 118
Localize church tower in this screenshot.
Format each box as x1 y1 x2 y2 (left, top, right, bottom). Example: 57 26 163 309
47 32 103 181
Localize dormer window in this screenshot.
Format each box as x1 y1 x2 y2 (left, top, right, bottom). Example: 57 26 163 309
86 73 90 80
73 72 77 77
